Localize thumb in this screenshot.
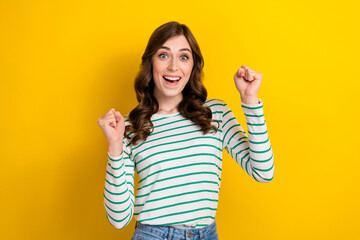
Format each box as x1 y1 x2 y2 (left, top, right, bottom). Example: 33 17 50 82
114 112 124 132
235 68 245 78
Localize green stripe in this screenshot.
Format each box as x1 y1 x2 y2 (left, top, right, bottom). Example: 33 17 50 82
151 113 182 122
105 186 127 196
249 137 269 144
250 153 273 163
104 192 132 205
240 152 249 167
234 147 250 165
244 155 250 174
123 208 133 227
231 138 248 150
108 163 121 170
241 104 263 110
227 130 246 146
205 99 221 104
252 172 260 182
136 144 222 166
139 207 217 222
125 173 134 179
223 109 231 118
106 207 132 223
250 145 272 154
105 178 126 188
223 117 236 129
252 163 274 172
133 136 221 160
136 181 219 198
131 128 223 151
137 172 221 191
154 118 188 128
108 155 122 162
139 163 221 183
252 169 274 181
134 198 218 215
208 103 225 108
246 121 266 126
223 124 245 144
135 189 219 206
105 179 134 196
128 123 197 138
108 161 124 170
244 113 264 117
127 183 134 193
106 170 125 179
105 202 130 214
132 129 202 151
212 111 222 114
145 123 196 137
137 153 222 174
248 130 267 135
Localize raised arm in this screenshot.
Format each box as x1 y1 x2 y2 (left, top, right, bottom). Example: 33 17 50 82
222 100 274 182
221 65 275 182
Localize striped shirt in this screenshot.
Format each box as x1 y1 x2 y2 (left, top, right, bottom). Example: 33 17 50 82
104 98 274 229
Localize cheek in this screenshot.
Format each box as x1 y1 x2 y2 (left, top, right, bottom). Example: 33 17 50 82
184 63 194 75
187 67 194 77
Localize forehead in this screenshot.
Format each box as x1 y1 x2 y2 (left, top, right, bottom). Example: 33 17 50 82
160 35 192 51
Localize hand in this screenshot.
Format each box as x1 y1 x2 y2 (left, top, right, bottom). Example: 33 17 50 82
97 108 125 145
234 65 263 104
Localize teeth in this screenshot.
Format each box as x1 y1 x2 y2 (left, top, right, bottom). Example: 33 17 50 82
164 76 181 81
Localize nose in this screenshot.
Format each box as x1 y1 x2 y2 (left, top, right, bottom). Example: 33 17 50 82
167 57 178 71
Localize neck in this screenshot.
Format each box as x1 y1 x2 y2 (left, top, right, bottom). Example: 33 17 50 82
154 93 183 114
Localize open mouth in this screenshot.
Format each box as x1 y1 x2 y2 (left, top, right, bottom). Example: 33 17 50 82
163 76 181 85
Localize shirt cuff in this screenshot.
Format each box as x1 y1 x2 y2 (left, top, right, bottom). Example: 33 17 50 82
108 152 122 160
241 98 263 107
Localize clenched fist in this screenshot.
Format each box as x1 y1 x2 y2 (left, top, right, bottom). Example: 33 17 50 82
234 65 262 104
97 108 125 146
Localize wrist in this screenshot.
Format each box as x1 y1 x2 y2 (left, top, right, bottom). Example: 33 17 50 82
108 141 123 156
241 96 259 105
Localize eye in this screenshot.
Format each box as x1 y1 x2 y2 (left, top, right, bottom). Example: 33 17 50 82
180 55 189 60
159 53 168 58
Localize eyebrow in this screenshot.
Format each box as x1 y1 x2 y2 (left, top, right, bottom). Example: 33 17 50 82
160 46 192 53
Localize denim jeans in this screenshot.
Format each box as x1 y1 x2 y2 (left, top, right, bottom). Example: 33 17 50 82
131 220 219 240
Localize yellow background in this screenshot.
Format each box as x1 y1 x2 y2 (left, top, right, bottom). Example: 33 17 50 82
1 0 359 239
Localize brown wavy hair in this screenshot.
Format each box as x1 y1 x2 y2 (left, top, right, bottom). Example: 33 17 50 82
125 21 219 145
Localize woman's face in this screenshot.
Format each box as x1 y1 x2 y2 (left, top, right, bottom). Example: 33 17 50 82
151 35 194 101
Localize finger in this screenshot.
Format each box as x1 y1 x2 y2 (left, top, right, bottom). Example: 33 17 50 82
114 111 122 117
108 108 115 114
241 65 252 77
247 69 257 74
237 67 246 77
105 116 116 127
245 69 253 81
115 111 123 120
242 65 257 74
253 73 263 79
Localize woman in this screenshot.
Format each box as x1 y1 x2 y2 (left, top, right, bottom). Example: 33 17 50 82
97 21 274 240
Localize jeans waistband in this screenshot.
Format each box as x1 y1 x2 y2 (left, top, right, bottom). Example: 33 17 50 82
134 220 217 239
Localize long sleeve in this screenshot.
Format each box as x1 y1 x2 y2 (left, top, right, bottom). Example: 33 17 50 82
103 135 135 229
222 99 275 182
